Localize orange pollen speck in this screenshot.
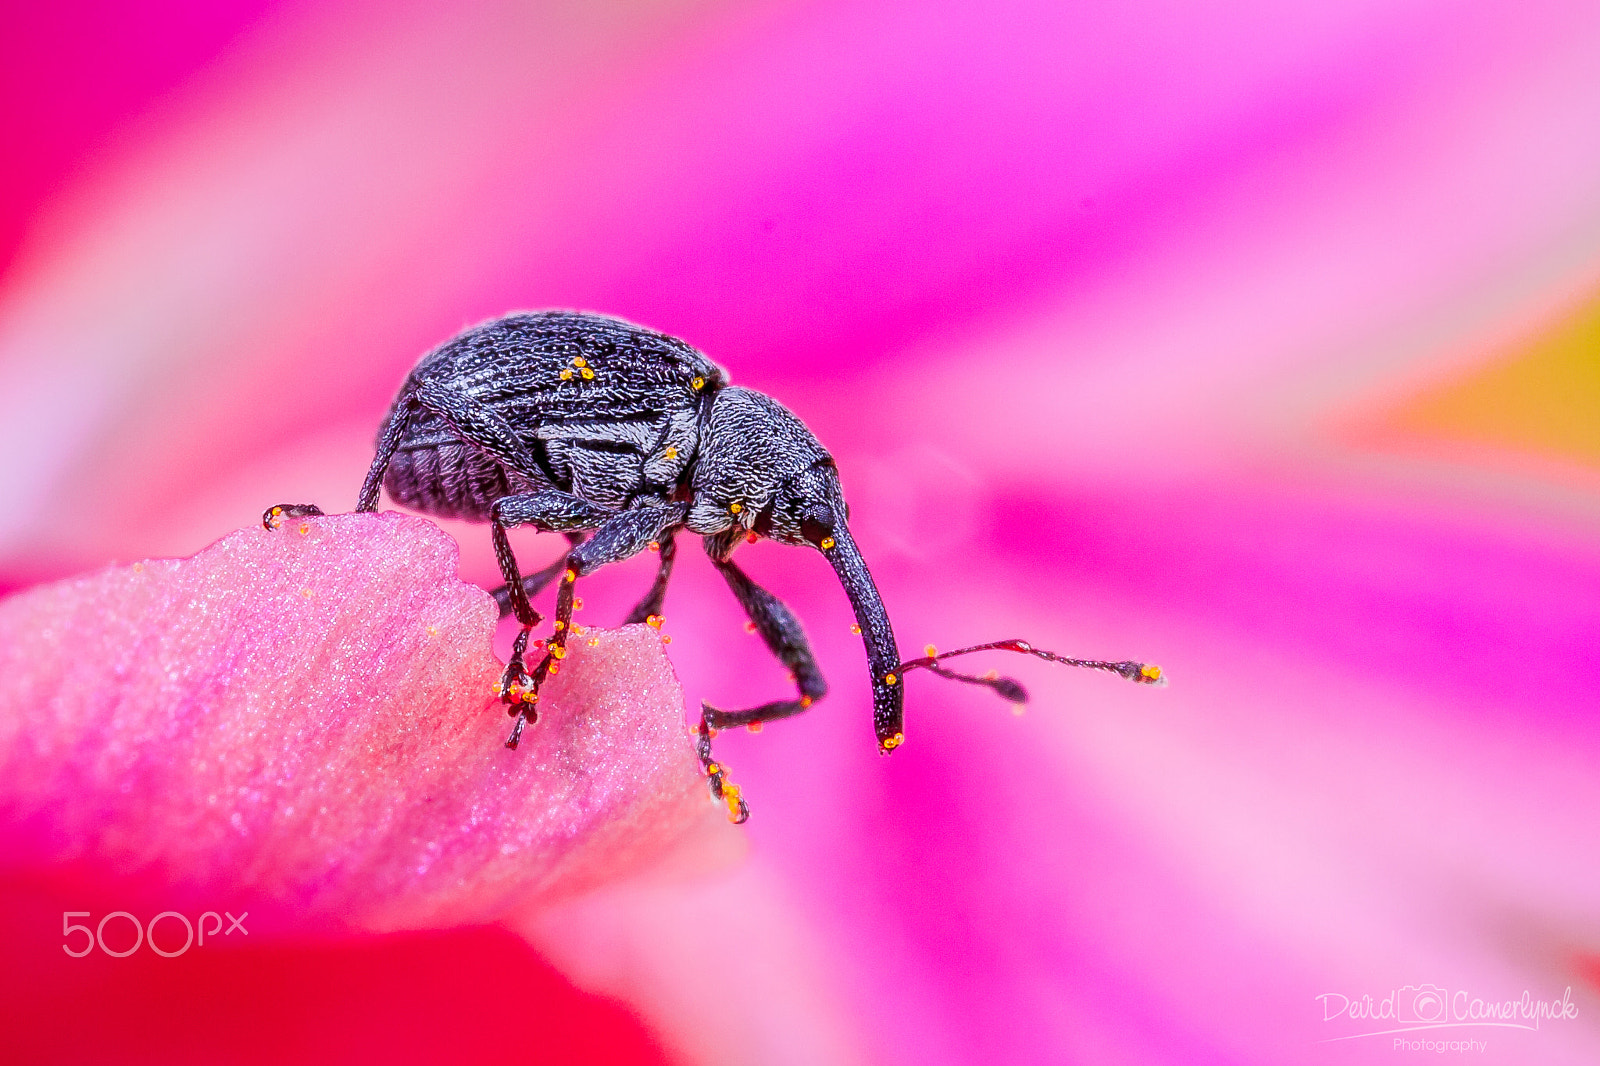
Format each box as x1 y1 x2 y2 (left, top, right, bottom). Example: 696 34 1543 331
850 623 861 635
924 644 937 658
746 532 758 544
729 502 742 514
648 541 660 552
884 673 898 685
298 523 310 535
692 377 705 390
819 536 835 550
553 620 564 630
580 367 595 380
572 357 586 368
662 634 672 644
744 621 757 633
547 664 559 675
559 368 573 380
646 614 664 628
664 446 677 459
747 722 763 733
800 696 812 708
1140 664 1163 682
550 646 566 659
564 569 577 582
573 597 584 610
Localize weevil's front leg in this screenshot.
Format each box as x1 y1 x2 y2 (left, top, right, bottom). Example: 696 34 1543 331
504 501 687 748
703 545 828 730
622 533 677 625
692 538 828 823
265 383 421 527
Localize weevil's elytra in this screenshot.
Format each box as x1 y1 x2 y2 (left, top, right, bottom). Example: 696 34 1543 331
264 310 1161 823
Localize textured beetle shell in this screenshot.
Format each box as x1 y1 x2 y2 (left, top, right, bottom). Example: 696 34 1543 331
383 312 727 520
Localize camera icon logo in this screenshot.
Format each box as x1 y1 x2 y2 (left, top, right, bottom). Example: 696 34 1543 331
1396 984 1450 1025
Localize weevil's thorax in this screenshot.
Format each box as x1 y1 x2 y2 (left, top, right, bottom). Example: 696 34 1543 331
687 387 845 544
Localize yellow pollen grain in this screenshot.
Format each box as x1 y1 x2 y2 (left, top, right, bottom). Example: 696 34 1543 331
559 368 573 381
564 569 577 583
298 523 310 535
692 376 705 390
573 597 584 610
553 620 564 630
646 614 664 629
924 644 937 658
729 502 742 514
572 357 586 368
800 696 812 708
580 367 595 380
547 664 559 675
551 646 566 659
662 634 672 644
648 541 660 552
850 623 861 634
588 638 599 647
820 536 835 550
664 446 678 460
884 673 897 685
1140 664 1163 682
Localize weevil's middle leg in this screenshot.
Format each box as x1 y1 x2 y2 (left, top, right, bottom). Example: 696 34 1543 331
491 532 588 620
495 497 686 747
622 533 677 625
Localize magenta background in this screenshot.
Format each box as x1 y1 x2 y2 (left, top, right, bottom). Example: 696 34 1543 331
4 1 1600 1063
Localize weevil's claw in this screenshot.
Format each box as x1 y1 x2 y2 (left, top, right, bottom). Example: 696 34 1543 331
263 503 324 530
505 712 529 749
877 731 905 755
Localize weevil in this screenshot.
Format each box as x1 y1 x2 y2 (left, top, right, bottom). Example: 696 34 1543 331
266 310 1162 821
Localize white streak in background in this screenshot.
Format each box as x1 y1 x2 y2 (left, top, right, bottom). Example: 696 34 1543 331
0 0 716 559
881 11 1600 484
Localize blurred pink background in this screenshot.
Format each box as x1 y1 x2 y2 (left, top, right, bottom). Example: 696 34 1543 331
4 1 1600 1063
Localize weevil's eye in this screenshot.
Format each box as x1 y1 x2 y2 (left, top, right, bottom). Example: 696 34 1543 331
800 508 836 547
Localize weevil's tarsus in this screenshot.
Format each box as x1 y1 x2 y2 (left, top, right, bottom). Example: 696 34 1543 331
262 503 324 530
695 718 749 824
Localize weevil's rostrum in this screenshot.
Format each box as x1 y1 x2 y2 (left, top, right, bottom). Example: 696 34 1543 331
266 310 1162 823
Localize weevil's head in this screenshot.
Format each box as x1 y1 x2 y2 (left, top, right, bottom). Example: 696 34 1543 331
689 387 904 750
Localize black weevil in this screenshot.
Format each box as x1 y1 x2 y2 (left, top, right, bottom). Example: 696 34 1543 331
266 310 1162 821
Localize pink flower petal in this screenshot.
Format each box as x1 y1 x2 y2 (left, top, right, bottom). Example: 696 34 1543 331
0 511 735 931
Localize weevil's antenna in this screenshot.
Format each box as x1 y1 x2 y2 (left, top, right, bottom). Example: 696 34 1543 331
897 639 1164 706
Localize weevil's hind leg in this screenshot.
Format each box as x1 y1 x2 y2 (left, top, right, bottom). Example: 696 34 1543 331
355 388 421 512
622 533 677 625
263 385 419 529
491 532 589 621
